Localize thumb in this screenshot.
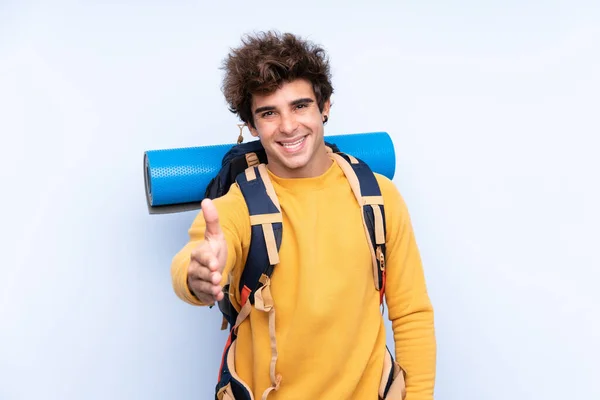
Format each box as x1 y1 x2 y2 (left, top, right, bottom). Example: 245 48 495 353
201 198 223 239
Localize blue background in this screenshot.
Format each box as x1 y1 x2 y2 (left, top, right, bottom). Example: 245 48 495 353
1 1 598 399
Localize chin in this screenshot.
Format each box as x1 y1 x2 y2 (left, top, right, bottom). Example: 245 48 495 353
283 158 311 171
266 152 312 177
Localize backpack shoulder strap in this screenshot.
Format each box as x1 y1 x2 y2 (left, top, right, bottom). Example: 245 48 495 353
232 163 284 396
235 163 283 306
214 163 284 399
216 162 283 329
330 152 387 305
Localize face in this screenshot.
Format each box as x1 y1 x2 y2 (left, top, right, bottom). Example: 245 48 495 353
247 79 331 179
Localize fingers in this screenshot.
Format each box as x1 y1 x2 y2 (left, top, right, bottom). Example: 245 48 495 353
190 278 223 298
201 199 223 240
189 259 222 283
188 270 224 303
188 249 224 303
191 246 219 272
194 287 224 305
187 199 228 304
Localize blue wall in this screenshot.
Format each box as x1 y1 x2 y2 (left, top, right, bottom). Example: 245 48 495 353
1 1 599 399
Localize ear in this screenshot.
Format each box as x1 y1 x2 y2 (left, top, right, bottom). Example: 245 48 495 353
247 122 259 137
322 99 331 122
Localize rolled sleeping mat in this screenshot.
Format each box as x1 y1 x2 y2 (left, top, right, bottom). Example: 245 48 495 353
143 131 396 214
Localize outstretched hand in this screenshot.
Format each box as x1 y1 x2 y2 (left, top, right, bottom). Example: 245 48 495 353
187 199 228 304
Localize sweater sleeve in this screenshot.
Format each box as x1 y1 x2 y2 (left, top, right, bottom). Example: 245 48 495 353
377 175 437 400
170 183 250 307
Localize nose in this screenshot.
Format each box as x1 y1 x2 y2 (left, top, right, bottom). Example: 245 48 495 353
278 111 298 135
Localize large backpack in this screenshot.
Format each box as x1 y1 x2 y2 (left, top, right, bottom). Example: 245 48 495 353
204 140 404 400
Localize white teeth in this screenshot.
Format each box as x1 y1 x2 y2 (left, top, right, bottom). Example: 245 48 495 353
281 137 305 148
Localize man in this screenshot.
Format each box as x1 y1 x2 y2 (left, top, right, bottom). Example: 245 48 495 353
171 31 436 399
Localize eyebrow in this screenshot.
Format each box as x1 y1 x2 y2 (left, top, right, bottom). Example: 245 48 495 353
254 98 315 115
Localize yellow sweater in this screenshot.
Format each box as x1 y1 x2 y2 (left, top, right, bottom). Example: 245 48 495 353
171 160 436 400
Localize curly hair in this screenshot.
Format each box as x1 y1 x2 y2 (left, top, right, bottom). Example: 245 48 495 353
220 31 334 128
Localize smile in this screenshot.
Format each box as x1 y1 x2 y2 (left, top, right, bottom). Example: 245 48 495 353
278 136 306 152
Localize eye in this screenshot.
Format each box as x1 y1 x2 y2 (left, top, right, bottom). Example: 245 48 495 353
295 103 308 110
261 111 274 118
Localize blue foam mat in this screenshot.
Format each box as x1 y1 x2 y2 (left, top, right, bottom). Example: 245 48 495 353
144 131 395 213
